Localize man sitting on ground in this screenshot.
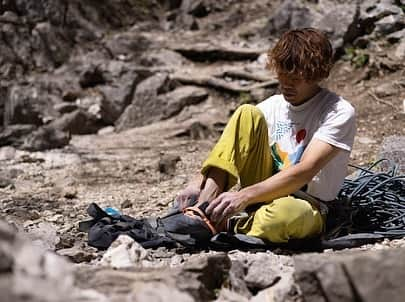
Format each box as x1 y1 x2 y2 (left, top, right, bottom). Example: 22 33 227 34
176 28 356 243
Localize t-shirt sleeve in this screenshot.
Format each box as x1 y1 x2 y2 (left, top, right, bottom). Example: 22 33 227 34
313 102 356 152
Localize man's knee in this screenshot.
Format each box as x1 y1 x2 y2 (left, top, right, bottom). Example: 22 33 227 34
247 197 314 243
235 104 263 119
248 205 290 243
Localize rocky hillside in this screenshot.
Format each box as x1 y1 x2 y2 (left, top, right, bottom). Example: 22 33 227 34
1 0 404 154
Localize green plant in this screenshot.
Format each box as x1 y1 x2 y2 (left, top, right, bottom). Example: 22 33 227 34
239 92 253 105
343 47 369 68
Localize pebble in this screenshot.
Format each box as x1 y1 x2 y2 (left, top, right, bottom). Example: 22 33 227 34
46 214 64 223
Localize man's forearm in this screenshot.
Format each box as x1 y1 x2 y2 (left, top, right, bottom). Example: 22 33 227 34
239 163 316 206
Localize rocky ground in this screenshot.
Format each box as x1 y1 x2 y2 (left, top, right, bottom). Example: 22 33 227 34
0 0 405 301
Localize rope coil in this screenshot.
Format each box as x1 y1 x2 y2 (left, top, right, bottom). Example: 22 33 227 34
335 159 405 237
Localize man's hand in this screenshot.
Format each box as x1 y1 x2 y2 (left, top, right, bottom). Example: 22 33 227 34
176 185 201 210
206 191 248 223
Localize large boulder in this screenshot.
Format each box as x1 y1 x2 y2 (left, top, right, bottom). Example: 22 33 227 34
49 110 103 135
21 126 70 151
116 81 208 131
0 219 106 302
0 124 37 148
227 251 296 302
263 0 405 54
75 252 231 301
294 248 405 302
115 72 173 131
96 61 141 124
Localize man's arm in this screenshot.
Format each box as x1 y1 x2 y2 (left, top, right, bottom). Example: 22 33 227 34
206 138 341 222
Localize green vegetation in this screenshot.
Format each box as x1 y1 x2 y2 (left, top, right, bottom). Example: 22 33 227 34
238 92 253 105
343 47 370 68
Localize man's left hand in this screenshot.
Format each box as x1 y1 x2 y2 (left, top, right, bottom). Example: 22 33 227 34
206 191 248 223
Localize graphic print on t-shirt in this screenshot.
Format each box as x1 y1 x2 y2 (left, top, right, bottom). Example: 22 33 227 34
271 121 307 172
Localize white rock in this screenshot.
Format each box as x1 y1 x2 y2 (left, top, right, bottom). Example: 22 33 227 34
395 40 405 59
97 126 115 135
101 235 150 269
0 146 16 161
26 222 60 251
13 244 75 302
358 136 377 144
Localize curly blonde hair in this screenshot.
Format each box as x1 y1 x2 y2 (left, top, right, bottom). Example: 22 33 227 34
267 28 334 81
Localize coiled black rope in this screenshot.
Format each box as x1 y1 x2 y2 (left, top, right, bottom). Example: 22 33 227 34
333 159 405 238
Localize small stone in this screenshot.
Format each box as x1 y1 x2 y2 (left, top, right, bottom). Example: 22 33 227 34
121 199 133 209
23 219 42 228
374 83 396 98
358 136 376 145
30 210 41 220
57 246 96 263
97 126 115 135
158 154 181 175
46 214 64 223
63 187 78 199
0 177 14 188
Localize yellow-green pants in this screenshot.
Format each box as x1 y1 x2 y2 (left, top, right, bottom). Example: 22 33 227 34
201 104 324 243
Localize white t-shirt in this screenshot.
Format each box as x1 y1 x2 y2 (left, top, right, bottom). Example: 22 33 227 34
257 88 356 201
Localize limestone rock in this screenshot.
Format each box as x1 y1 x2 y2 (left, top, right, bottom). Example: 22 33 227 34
0 219 104 302
179 253 232 301
96 61 140 124
115 73 174 131
0 146 16 161
374 14 405 36
263 0 404 52
21 126 70 151
79 65 106 89
379 135 405 174
130 282 195 302
227 251 296 302
162 86 208 119
0 124 38 148
49 110 103 135
295 248 405 302
101 235 151 269
26 222 60 251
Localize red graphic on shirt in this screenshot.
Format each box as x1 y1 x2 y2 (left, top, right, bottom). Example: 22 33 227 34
296 129 307 143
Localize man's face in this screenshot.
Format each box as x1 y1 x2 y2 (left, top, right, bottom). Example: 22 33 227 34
276 71 319 105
